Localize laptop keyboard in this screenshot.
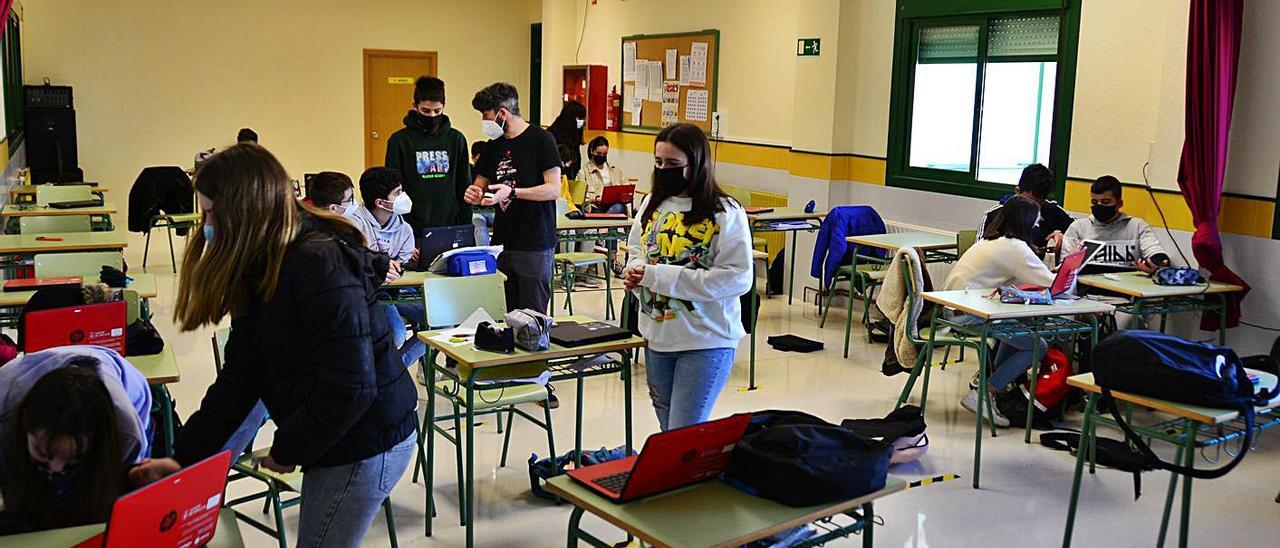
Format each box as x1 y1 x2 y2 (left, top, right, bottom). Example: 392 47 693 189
593 471 631 494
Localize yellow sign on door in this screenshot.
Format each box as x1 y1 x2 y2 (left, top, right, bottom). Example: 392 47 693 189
387 77 413 84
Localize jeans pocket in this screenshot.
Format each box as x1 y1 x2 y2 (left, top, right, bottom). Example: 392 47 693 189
378 436 414 493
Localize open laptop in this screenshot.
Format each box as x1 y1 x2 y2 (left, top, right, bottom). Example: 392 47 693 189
1017 247 1091 298
416 225 476 267
24 300 126 355
598 184 635 207
48 198 104 209
567 413 752 502
549 320 633 347
73 451 232 548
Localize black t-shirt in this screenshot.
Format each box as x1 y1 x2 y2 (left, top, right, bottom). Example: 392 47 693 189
982 199 1074 249
477 126 560 251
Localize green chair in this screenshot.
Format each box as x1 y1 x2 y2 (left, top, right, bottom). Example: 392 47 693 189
892 259 987 416
143 211 202 273
211 328 400 548
956 229 978 257
568 179 588 208
123 290 140 324
35 184 94 205
414 274 557 537
553 251 615 320
19 215 92 234
34 251 123 279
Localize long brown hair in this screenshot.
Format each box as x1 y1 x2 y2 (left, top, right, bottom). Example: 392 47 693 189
174 144 359 331
982 195 1041 248
3 362 124 529
640 123 729 226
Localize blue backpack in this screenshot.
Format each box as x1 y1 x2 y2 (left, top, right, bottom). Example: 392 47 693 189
446 250 497 277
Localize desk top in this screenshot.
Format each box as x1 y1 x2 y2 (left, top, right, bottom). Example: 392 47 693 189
0 507 244 548
557 217 634 231
922 289 1115 320
1077 271 1245 298
0 230 128 254
545 475 907 548
419 314 646 369
2 202 118 217
0 273 158 307
747 207 825 223
129 345 181 385
383 270 444 288
847 231 957 252
1067 370 1279 425
11 184 107 195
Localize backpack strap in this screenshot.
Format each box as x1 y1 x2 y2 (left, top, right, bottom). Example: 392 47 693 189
1101 388 1253 482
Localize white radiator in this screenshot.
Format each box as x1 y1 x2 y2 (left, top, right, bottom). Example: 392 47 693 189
882 220 956 237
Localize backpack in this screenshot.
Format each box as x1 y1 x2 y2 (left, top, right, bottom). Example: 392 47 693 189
1040 431 1155 498
1092 331 1278 480
840 405 929 464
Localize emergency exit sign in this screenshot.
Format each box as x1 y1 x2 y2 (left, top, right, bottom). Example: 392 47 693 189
797 38 821 56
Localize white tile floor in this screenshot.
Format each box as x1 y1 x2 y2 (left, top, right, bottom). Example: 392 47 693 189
132 236 1280 547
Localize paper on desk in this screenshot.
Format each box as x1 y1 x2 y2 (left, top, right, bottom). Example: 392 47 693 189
427 308 497 347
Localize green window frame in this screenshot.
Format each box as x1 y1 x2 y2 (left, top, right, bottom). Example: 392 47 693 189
886 0 1082 200
1 11 24 152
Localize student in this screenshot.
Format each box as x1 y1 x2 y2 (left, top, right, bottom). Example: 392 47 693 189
557 144 583 219
546 101 587 180
1062 175 1170 273
347 167 427 369
582 135 627 214
303 171 357 216
470 141 495 246
623 124 753 431
129 144 417 546
942 196 1056 427
0 349 153 530
384 76 473 231
465 83 561 314
237 128 258 144
976 164 1073 254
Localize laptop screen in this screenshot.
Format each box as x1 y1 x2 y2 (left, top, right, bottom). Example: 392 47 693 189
81 451 232 548
416 225 476 266
24 301 127 355
1051 249 1087 295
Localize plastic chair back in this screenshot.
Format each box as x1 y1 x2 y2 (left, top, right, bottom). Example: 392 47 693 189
34 251 123 279
722 185 752 208
123 290 141 324
957 229 978 257
424 273 507 329
568 179 588 205
556 198 569 218
20 215 92 234
35 185 94 206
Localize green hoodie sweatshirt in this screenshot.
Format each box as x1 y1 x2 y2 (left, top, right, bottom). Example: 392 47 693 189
385 111 472 230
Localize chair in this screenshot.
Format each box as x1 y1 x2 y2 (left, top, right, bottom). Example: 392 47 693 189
568 179 588 208
19 215 92 234
143 211 201 273
35 184 94 205
956 229 978 257
414 274 557 536
211 328 400 548
123 290 140 324
34 251 123 279
892 258 986 416
554 251 615 320
135 166 199 273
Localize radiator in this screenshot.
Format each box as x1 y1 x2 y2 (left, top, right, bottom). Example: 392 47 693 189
883 220 955 237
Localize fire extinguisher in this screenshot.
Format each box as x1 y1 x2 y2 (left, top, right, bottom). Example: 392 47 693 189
607 85 622 130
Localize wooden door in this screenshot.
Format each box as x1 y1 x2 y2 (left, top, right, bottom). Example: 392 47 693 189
363 49 437 168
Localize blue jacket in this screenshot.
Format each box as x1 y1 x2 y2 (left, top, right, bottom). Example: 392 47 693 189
811 205 886 287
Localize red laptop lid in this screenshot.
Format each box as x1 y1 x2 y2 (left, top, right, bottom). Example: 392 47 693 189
2 276 83 292
599 184 635 205
24 300 127 355
620 413 752 499
75 451 233 548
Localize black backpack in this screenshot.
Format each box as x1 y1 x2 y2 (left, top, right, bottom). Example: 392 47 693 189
723 410 892 507
1092 331 1277 480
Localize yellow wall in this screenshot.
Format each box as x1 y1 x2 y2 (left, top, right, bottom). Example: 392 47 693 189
20 0 538 197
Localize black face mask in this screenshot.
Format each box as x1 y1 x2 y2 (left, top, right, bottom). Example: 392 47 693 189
591 154 608 166
1091 204 1118 223
411 111 443 132
31 457 83 502
653 166 690 195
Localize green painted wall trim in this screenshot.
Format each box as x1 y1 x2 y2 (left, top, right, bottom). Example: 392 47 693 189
899 0 1066 18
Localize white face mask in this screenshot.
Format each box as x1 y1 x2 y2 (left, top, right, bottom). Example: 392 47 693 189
342 200 358 217
391 193 413 215
575 118 584 129
481 113 505 139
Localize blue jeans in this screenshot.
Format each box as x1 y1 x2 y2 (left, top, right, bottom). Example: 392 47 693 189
952 314 1045 390
644 348 736 431
383 303 426 368
472 211 495 246
296 433 415 548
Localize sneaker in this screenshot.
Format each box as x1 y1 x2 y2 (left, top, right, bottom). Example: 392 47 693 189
574 277 600 289
538 384 560 409
960 389 1010 427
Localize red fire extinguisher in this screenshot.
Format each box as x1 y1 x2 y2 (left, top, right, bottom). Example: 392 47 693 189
606 85 622 130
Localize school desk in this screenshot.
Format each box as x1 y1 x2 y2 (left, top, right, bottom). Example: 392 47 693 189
546 474 908 548
0 230 130 277
418 315 646 547
920 289 1114 487
0 507 245 548
1062 370 1280 548
2 201 118 233
1076 271 1245 344
0 272 158 328
9 184 107 204
130 346 181 457
748 207 825 306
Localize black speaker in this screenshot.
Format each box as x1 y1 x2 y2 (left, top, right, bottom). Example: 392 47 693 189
26 107 78 172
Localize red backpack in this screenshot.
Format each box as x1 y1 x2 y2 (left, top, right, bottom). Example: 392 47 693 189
1022 348 1071 410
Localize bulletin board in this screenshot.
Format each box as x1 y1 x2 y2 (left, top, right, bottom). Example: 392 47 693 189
620 29 719 133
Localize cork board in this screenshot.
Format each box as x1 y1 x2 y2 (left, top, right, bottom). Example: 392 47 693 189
620 30 719 133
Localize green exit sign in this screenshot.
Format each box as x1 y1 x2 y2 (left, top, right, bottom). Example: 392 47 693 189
797 38 821 56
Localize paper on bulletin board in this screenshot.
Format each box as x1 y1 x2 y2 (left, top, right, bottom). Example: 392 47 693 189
622 84 636 113
623 42 637 80
665 49 678 80
634 60 649 101
689 42 708 86
661 81 680 126
685 89 709 122
630 104 642 126
647 61 663 100
679 55 691 86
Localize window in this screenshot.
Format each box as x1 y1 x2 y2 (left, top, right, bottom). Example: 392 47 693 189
887 2 1081 200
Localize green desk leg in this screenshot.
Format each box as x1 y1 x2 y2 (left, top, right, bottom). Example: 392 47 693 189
1129 300 1145 330
1216 293 1227 345
155 385 175 456
973 323 997 489
788 230 798 305
862 501 875 548
575 375 585 466
464 370 477 548
1157 441 1185 548
748 266 759 391
1024 334 1043 444
842 252 861 360
425 350 437 537
567 506 585 548
1177 420 1199 548
623 351 634 452
1063 393 1099 547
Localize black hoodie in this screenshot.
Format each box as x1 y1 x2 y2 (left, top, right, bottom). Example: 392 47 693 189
384 112 473 230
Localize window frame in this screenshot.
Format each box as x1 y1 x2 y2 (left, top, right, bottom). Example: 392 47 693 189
1 11 24 152
886 0 1082 201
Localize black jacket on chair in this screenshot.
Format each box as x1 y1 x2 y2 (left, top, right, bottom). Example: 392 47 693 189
127 166 194 233
173 214 416 469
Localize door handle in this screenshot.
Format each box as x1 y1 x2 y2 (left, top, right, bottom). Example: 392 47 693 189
371 131 380 139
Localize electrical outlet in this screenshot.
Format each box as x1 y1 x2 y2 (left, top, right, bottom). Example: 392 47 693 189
711 112 723 137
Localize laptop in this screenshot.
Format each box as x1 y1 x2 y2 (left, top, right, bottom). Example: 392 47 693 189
24 300 127 355
743 206 775 214
48 198 104 209
74 451 233 548
582 212 628 219
416 225 476 267
567 413 752 502
1017 248 1090 297
598 184 635 206
549 320 633 347
3 275 82 292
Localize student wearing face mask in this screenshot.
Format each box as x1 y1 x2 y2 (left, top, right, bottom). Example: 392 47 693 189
623 124 753 431
547 101 587 180
583 136 627 214
384 76 473 231
303 171 358 217
0 350 152 531
1062 175 1170 274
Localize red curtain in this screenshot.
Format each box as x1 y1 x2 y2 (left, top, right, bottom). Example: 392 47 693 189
0 1 11 38
1176 0 1250 330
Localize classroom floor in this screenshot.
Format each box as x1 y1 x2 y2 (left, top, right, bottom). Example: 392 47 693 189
133 238 1280 548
